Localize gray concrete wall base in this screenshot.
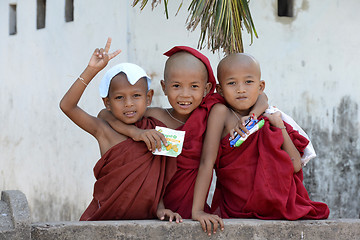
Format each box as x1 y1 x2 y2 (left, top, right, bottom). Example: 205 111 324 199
2 190 360 240
0 190 31 240
31 219 360 240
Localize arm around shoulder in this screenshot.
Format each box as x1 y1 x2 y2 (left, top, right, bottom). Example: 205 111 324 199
250 92 269 118
263 112 302 172
97 108 138 137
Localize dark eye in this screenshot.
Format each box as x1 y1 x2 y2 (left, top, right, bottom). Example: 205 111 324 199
133 94 142 98
192 84 199 88
172 84 180 88
115 96 123 100
245 80 254 84
227 81 236 85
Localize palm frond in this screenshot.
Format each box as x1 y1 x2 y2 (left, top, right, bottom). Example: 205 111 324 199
132 0 257 53
187 0 258 54
133 0 170 18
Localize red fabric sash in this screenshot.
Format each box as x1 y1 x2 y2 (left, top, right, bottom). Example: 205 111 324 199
211 118 330 220
80 117 177 220
162 46 225 218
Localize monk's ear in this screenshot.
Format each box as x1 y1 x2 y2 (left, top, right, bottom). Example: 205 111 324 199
160 80 167 96
146 89 154 106
216 84 224 96
102 97 111 110
204 82 212 96
259 80 265 93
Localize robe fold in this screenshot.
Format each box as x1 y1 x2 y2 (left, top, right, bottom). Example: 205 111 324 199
162 46 225 218
80 117 177 221
211 117 330 220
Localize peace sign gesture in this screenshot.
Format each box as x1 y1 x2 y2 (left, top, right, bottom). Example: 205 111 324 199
88 37 122 72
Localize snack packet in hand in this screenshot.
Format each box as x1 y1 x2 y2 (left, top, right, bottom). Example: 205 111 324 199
230 118 265 147
153 126 185 157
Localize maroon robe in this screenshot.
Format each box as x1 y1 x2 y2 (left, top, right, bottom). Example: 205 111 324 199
211 117 330 220
161 46 225 218
80 117 177 220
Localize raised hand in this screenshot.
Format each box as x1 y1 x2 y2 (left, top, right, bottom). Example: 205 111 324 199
88 37 121 73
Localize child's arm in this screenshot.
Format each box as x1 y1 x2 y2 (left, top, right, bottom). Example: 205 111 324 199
60 38 121 137
192 104 225 236
263 111 302 172
156 199 183 223
98 109 167 152
250 92 269 119
229 93 269 139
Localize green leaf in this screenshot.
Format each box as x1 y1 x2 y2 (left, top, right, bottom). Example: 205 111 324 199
132 0 258 53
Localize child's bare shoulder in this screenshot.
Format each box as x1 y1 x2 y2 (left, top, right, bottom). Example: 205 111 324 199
145 107 166 116
145 107 169 121
208 103 231 125
97 118 129 155
211 103 230 115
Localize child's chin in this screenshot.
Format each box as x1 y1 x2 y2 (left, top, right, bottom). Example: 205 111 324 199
176 106 195 114
122 117 141 124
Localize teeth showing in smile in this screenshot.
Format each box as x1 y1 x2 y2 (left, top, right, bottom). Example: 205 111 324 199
125 111 136 116
178 102 191 105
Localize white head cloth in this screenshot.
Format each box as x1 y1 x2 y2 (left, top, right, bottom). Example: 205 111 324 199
99 63 151 98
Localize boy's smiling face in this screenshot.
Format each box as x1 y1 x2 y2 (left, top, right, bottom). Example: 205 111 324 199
161 52 212 123
103 73 153 124
217 53 265 116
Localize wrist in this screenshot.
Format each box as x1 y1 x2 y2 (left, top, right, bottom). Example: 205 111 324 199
192 208 203 215
129 126 141 140
83 66 100 78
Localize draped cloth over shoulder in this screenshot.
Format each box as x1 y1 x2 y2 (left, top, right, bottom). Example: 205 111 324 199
162 46 225 218
80 117 177 221
211 118 330 220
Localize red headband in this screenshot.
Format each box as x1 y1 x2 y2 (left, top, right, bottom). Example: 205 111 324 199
164 46 216 94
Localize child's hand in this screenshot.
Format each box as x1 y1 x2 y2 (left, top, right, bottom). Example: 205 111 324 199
87 37 121 73
156 208 183 223
229 115 251 140
192 211 224 236
263 111 285 128
132 129 168 152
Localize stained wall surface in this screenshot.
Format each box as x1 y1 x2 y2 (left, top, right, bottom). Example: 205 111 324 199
0 0 359 221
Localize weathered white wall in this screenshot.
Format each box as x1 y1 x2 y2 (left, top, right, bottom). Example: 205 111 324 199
0 0 359 221
246 0 360 219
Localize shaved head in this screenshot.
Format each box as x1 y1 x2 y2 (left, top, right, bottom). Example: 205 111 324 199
164 51 208 82
217 53 261 84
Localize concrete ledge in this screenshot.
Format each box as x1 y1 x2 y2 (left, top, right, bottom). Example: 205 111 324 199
31 219 360 240
1 190 31 240
1 190 359 240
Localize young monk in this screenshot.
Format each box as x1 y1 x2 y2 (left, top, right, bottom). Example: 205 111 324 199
98 46 269 219
60 38 180 221
192 53 330 235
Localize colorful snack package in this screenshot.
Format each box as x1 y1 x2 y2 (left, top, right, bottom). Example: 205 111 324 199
229 118 265 147
153 126 185 157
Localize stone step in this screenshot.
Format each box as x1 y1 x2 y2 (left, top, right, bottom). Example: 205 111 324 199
0 190 31 240
31 218 360 240
1 190 360 240
0 200 13 231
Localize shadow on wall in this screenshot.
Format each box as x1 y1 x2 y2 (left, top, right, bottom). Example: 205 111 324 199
302 96 360 218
